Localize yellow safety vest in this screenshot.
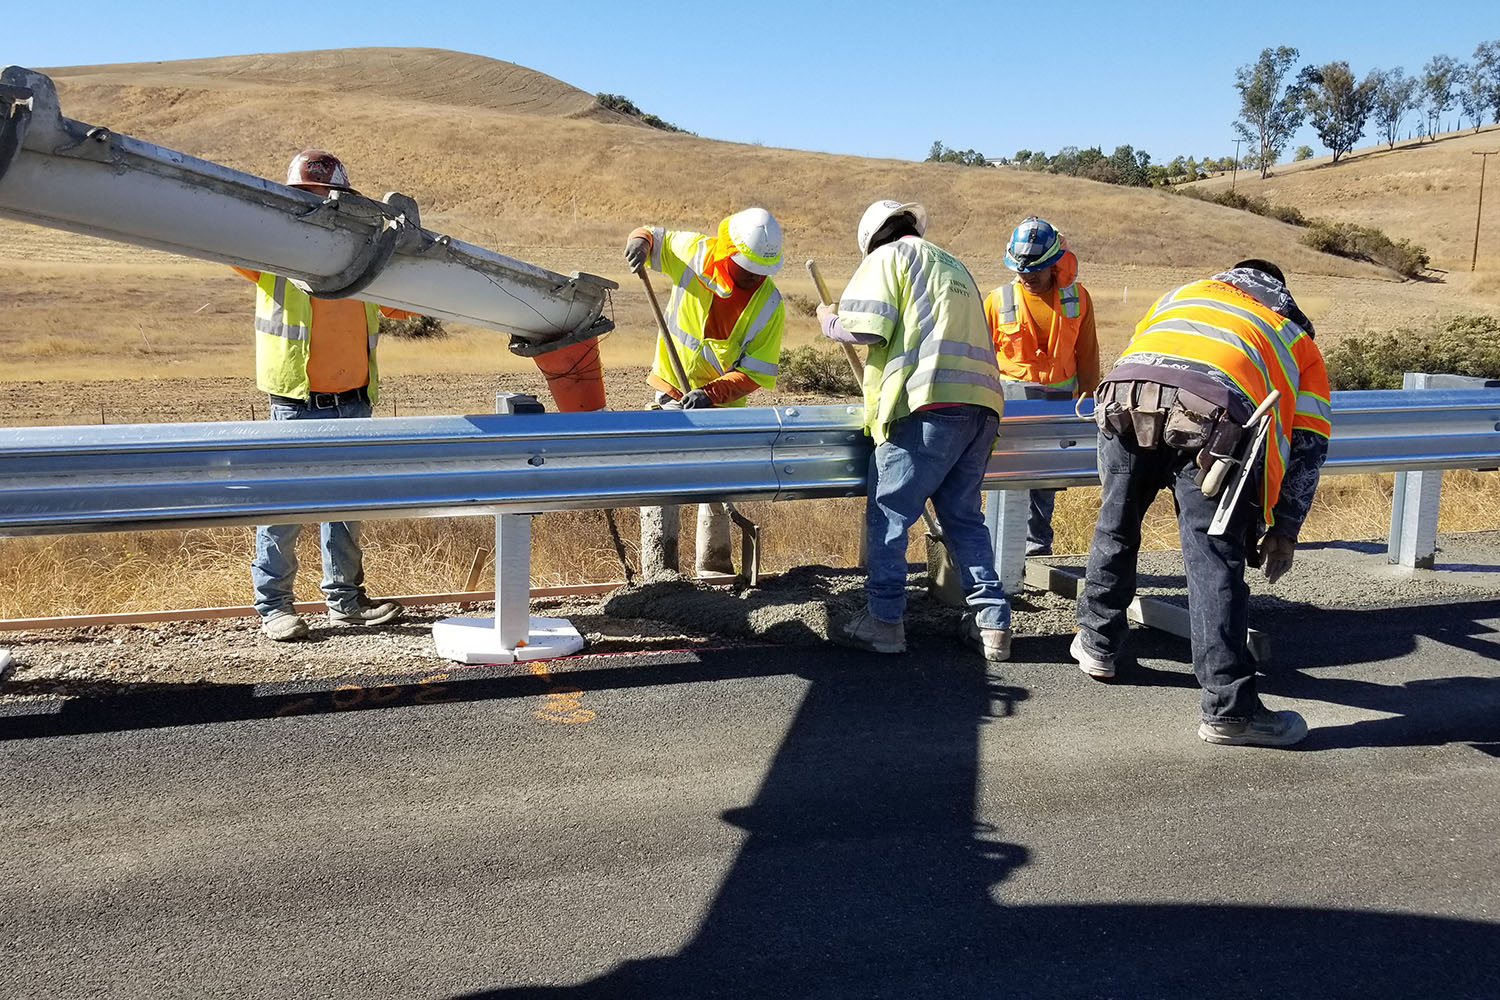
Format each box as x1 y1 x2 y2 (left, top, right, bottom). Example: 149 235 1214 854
645 227 783 405
835 236 1005 443
253 272 381 404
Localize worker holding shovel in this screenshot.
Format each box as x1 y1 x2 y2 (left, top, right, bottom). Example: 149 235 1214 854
817 200 1013 660
622 209 786 577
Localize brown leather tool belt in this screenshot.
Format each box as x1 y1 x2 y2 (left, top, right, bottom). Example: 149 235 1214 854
1094 380 1243 471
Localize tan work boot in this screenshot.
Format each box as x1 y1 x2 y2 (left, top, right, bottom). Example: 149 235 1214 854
1199 708 1309 748
960 613 1012 662
260 611 309 642
329 598 403 627
833 608 906 654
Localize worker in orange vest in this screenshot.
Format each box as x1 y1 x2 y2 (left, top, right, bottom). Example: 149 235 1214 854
1074 259 1331 748
983 217 1099 556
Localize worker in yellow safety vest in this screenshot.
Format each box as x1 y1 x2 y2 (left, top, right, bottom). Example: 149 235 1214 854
1074 259 1332 748
623 209 786 576
236 149 413 642
817 200 1013 661
983 216 1100 557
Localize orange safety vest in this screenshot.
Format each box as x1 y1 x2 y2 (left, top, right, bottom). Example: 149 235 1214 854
984 250 1085 391
1123 278 1333 521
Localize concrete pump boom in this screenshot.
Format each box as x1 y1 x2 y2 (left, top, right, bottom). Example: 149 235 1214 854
0 66 616 357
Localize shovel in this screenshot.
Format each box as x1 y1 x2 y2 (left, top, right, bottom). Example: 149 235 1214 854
807 259 962 606
638 266 761 585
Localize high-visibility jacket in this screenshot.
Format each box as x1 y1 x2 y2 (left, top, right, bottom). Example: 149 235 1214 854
1124 278 1332 518
983 251 1097 394
836 236 1005 444
645 226 783 405
251 271 382 404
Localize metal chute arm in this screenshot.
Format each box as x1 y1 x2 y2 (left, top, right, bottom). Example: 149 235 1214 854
0 67 616 351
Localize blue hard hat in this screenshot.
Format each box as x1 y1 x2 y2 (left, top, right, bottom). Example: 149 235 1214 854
1005 217 1064 273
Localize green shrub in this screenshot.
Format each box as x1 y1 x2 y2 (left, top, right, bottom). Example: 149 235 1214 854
1323 314 1500 389
778 344 861 395
379 315 447 339
782 292 820 318
1300 222 1430 278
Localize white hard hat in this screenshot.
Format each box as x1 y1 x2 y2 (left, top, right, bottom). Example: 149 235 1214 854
725 207 783 276
857 200 928 255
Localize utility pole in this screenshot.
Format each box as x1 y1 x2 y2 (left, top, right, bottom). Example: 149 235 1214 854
1473 151 1497 272
1231 137 1242 191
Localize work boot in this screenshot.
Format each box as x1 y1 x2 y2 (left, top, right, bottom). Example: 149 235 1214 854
328 598 403 627
960 613 1011 662
833 608 906 654
1069 633 1115 680
1199 708 1309 748
260 610 309 642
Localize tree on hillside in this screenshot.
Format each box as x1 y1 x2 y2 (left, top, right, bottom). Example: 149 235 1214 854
926 140 989 167
1420 55 1459 139
1233 46 1307 178
1293 145 1315 161
595 93 690 133
1299 61 1377 163
1471 41 1500 123
1459 65 1489 131
1371 67 1418 148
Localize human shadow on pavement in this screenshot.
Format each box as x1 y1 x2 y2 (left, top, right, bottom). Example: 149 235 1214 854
455 642 1500 1000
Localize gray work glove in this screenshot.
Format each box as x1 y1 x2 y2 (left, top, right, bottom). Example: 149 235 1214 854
679 388 713 409
1261 531 1296 585
624 235 650 272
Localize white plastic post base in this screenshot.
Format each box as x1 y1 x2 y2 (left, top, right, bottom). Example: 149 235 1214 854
0 648 12 679
431 615 585 665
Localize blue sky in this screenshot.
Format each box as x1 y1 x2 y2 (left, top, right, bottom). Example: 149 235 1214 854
7 1 1497 164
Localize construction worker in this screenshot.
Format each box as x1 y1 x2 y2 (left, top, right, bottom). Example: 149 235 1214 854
1074 259 1331 747
235 149 410 642
984 217 1100 556
622 208 785 577
817 200 1012 660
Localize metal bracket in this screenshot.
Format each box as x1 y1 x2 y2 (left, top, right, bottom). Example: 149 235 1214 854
303 191 420 299
0 83 33 186
507 313 616 358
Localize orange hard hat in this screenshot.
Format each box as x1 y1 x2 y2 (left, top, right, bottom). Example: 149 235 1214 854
286 149 352 191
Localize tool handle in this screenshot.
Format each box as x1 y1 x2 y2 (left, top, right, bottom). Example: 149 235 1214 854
638 268 691 397
805 259 864 383
1247 388 1281 427
806 259 835 306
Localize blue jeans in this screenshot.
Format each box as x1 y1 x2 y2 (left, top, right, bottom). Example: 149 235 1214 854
865 406 1011 629
1027 489 1057 556
1076 428 1261 723
250 397 372 618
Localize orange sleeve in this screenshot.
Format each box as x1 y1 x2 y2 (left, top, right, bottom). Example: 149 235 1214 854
630 226 653 249
1075 288 1100 396
702 370 759 405
232 267 261 282
377 306 419 320
982 289 1000 344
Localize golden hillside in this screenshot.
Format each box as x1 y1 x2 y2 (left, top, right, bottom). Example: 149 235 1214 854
1 46 1495 389
1194 125 1500 276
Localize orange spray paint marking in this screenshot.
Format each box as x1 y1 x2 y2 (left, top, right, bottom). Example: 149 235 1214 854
528 660 595 724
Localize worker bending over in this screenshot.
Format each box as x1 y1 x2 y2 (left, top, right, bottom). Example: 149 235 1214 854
622 209 785 576
1074 259 1331 747
236 150 410 642
819 200 1012 660
984 217 1099 556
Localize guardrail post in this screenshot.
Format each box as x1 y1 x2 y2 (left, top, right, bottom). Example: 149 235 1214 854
985 489 1029 594
1387 373 1500 569
431 393 586 664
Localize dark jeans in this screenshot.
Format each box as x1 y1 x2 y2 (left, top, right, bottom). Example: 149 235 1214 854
1076 428 1261 723
865 405 1010 629
1027 489 1057 555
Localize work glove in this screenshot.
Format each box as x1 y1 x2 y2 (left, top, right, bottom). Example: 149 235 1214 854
623 235 650 273
679 388 713 409
1261 531 1296 585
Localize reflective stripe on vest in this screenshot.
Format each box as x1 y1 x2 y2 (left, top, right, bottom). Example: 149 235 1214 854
254 272 381 404
989 280 1084 387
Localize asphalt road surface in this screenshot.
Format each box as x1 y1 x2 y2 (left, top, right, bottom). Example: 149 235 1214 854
3 592 1499 999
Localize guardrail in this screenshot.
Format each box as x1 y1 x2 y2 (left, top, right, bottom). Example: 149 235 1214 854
0 390 1497 537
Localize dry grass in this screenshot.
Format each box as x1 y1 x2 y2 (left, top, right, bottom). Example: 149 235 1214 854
5 474 1497 620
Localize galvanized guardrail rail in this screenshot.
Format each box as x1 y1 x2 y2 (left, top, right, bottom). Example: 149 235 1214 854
0 389 1496 537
